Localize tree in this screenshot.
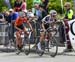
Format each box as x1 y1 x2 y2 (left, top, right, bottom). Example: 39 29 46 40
48 0 73 14
0 0 73 14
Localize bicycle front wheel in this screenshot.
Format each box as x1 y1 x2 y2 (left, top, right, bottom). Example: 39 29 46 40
23 36 30 55
48 37 58 57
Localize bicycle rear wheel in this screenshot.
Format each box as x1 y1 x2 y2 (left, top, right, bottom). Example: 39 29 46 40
48 37 58 57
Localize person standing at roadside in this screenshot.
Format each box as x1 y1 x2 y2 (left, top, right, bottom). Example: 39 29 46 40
41 0 49 13
14 0 22 12
63 2 74 52
33 0 42 6
20 0 27 12
32 0 42 14
39 5 47 18
9 9 19 42
4 0 11 9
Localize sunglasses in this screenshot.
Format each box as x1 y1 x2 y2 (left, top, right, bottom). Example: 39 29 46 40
64 6 68 7
9 11 12 13
51 14 56 17
20 16 25 18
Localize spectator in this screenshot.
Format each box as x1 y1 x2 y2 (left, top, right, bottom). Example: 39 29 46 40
32 0 42 14
0 13 5 22
4 0 11 9
34 4 42 22
21 0 27 12
3 11 12 45
41 0 49 13
33 0 42 6
9 9 19 23
34 4 42 44
4 11 11 23
64 2 74 20
9 9 19 42
63 2 74 52
14 0 22 12
39 5 47 18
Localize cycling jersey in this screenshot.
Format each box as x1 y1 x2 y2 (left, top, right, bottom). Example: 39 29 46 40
16 24 24 30
42 15 57 29
15 17 27 26
42 15 56 24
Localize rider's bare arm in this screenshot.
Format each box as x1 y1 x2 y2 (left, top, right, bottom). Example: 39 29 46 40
42 22 46 32
26 20 33 31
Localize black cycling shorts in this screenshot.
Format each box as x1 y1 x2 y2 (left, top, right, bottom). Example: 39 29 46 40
44 23 49 29
16 24 24 31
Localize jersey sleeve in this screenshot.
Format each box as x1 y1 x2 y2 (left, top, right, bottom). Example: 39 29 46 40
42 15 50 23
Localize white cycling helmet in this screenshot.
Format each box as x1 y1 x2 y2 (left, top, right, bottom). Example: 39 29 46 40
19 12 26 17
49 10 57 16
27 12 34 18
9 9 14 12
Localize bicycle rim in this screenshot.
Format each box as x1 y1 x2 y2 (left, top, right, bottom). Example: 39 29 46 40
48 37 58 57
23 38 30 55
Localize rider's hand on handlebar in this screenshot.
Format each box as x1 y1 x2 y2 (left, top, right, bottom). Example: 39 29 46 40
30 28 33 32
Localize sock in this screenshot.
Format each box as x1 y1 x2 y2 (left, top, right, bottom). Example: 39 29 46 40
37 42 41 50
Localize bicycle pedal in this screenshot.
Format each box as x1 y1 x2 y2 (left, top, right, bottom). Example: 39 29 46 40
16 50 21 55
16 51 21 55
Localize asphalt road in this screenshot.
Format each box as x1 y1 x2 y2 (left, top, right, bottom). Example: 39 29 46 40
0 47 75 62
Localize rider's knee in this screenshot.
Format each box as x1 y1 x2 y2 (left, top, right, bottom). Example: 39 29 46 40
16 32 21 39
40 32 45 36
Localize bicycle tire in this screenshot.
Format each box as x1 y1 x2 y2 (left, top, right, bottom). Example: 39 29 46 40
23 36 30 55
48 37 58 57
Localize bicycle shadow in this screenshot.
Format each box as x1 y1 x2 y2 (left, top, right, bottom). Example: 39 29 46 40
29 55 50 58
57 51 75 56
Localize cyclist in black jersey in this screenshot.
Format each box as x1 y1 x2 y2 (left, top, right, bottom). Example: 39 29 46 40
37 10 58 51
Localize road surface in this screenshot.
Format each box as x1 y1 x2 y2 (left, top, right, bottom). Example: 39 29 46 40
0 47 75 62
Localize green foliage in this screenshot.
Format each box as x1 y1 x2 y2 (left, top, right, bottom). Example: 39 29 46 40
27 0 33 9
0 0 7 12
10 0 15 8
48 0 73 14
0 0 73 14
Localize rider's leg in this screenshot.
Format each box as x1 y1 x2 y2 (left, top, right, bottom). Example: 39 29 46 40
40 32 45 43
16 32 23 50
37 32 45 50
